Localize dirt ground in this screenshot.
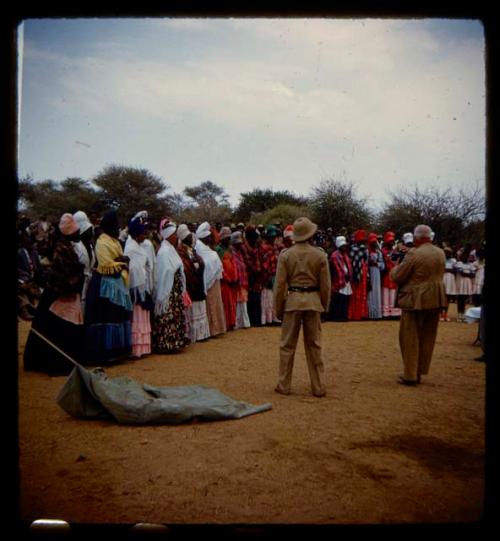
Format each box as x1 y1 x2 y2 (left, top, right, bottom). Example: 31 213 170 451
17 302 486 529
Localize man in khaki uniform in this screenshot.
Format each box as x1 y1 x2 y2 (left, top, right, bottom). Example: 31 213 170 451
273 217 331 397
391 224 447 385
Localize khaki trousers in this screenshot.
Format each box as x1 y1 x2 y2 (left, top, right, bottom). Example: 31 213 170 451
276 310 325 396
399 309 440 381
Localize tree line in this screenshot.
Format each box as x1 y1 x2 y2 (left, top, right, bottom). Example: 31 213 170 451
18 164 485 246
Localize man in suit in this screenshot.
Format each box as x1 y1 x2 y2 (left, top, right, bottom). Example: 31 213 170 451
273 217 331 397
391 224 447 385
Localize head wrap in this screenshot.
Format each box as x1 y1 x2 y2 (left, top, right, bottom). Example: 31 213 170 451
231 231 243 244
367 232 378 245
128 217 145 238
383 231 395 243
59 213 80 236
196 221 212 239
160 219 177 240
177 224 191 242
73 211 93 234
335 235 347 248
403 232 414 245
132 210 148 223
219 226 232 240
265 225 278 238
283 225 294 239
354 229 367 243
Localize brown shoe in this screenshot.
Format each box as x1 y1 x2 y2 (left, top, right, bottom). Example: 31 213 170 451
397 376 418 386
274 386 290 395
313 391 326 397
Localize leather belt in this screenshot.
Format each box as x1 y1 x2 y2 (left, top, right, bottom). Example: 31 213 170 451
288 286 319 293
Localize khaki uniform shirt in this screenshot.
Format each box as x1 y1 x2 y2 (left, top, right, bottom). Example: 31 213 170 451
390 242 447 310
273 242 331 317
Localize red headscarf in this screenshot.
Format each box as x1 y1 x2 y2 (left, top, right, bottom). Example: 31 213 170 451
354 229 367 243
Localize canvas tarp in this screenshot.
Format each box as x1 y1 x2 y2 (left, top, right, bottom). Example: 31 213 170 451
57 365 272 425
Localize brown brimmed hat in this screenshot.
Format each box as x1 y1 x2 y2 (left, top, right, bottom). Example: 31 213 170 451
292 217 317 242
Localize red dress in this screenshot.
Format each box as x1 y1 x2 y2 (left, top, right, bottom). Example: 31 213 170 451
217 245 238 330
348 244 368 320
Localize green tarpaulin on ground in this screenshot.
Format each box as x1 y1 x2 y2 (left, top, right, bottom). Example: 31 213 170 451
57 365 272 425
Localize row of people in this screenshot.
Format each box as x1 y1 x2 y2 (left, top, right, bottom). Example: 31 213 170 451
20 210 484 375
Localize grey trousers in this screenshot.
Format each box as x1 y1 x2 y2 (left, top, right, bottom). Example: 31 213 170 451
276 310 326 396
399 309 440 381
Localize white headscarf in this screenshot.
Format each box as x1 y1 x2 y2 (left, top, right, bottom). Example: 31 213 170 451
154 238 185 315
335 236 347 248
124 236 150 301
177 224 191 242
196 221 212 239
73 210 93 234
194 238 223 292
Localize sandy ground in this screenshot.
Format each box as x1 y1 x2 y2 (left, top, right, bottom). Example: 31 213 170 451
17 303 486 530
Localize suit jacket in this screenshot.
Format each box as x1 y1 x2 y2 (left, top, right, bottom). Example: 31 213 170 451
390 242 447 310
273 242 331 317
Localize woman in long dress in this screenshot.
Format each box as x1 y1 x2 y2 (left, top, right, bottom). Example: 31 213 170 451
24 213 85 375
216 226 239 331
124 217 154 358
152 220 189 353
176 224 211 343
84 209 133 363
195 222 226 337
231 231 251 329
348 230 369 320
366 232 385 320
380 231 401 319
72 210 96 314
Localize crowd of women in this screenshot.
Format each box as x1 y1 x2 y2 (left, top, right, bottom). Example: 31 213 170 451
17 210 485 375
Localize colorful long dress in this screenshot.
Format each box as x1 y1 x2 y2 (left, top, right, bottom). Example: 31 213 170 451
232 246 251 329
244 240 263 327
195 239 226 337
177 242 210 343
152 240 189 353
329 249 353 321
216 244 239 330
259 240 278 324
348 243 369 320
24 236 85 375
124 237 154 358
84 233 133 363
367 246 385 320
152 270 189 352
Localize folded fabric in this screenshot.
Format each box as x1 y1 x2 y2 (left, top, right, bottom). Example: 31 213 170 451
57 365 272 425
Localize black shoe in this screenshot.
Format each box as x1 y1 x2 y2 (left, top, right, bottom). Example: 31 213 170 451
474 355 486 363
397 376 418 386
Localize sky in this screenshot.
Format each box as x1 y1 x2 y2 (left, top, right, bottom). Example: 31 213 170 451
17 17 485 210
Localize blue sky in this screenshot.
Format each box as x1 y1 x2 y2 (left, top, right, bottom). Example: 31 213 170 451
17 17 485 209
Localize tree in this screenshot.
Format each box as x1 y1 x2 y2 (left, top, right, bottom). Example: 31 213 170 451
18 176 101 222
182 180 232 224
307 179 374 232
249 203 310 227
234 188 308 222
91 164 172 224
376 182 486 245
